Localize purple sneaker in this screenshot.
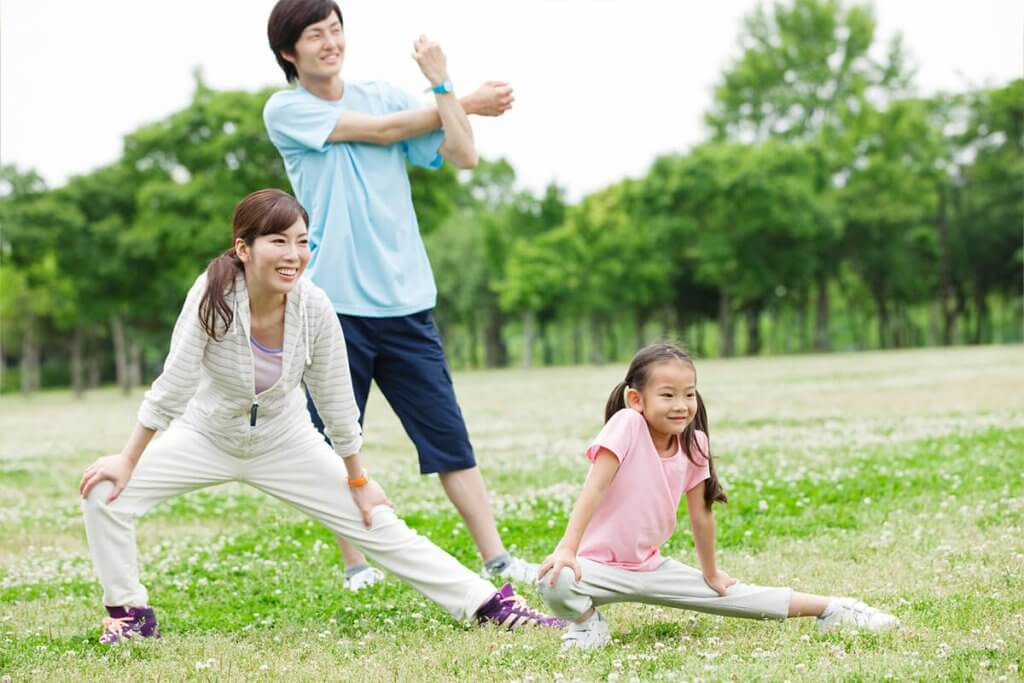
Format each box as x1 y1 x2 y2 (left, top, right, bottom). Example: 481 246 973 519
475 583 567 630
99 605 161 645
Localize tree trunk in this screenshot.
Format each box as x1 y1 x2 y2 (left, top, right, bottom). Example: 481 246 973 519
572 317 583 365
129 336 143 388
675 312 689 352
589 312 605 365
926 302 940 347
782 306 794 354
973 288 989 344
935 182 957 345
718 290 735 358
71 326 86 398
110 314 130 394
634 310 648 351
813 271 830 351
466 315 479 369
521 311 535 369
0 335 5 394
483 304 507 368
845 298 863 350
538 317 554 366
88 355 101 389
661 309 672 341
874 291 890 349
745 306 762 356
606 315 618 362
20 317 40 395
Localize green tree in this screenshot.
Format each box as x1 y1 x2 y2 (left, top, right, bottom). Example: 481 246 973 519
839 99 943 348
707 0 913 349
635 142 833 356
953 80 1024 342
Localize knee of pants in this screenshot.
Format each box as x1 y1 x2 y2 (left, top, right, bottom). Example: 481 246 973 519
536 567 590 619
367 504 399 531
81 481 117 516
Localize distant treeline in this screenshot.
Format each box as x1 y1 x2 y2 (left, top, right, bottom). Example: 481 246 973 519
1 0 1021 395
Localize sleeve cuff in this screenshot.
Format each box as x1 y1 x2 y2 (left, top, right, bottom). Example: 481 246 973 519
137 405 170 432
333 436 364 458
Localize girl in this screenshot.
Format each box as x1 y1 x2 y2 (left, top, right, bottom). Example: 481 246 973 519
79 189 561 644
537 343 898 649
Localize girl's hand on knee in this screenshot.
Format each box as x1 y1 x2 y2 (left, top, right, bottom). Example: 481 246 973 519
538 546 581 587
350 480 393 528
704 570 737 597
79 454 135 503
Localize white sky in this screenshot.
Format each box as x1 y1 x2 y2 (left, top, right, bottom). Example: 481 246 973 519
2 0 1020 200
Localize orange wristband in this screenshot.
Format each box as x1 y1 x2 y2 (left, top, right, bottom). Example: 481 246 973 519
348 472 369 488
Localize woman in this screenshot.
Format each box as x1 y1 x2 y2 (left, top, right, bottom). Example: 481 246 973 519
79 188 561 643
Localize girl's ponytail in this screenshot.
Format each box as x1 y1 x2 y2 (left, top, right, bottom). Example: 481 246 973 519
685 389 728 509
604 380 629 423
198 249 242 340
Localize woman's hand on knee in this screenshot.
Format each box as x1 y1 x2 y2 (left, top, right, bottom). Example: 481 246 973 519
350 480 392 528
538 546 581 587
79 454 135 503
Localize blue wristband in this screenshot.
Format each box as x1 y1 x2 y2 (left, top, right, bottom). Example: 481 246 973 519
431 79 454 95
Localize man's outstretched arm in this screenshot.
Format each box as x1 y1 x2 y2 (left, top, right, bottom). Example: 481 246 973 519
327 81 513 146
412 35 479 169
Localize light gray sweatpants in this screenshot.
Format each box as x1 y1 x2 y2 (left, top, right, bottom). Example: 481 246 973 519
538 558 791 621
81 423 497 621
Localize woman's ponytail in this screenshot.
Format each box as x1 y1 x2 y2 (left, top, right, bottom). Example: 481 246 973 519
198 249 243 340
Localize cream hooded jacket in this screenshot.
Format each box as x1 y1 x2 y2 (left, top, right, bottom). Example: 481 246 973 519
137 272 362 459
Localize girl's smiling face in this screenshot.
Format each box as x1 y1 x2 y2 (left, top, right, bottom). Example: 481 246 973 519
627 359 698 450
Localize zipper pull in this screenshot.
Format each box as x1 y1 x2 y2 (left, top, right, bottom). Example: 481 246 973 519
250 402 259 426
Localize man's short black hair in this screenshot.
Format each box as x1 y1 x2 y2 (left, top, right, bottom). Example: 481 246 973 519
267 0 344 83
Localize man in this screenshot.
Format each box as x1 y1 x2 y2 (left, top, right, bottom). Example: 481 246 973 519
263 0 535 591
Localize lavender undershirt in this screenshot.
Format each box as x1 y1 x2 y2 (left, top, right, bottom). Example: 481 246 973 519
250 337 283 394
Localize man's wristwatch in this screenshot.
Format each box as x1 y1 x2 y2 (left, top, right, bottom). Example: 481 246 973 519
431 79 454 95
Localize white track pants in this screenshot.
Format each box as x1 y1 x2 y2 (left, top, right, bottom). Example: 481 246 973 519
538 558 791 621
81 423 497 621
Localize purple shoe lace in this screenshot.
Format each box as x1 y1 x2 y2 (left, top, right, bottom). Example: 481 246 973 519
99 606 161 644
475 583 567 630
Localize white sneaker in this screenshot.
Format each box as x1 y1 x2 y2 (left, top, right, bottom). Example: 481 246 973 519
344 566 385 592
561 611 611 650
817 597 899 632
484 556 539 583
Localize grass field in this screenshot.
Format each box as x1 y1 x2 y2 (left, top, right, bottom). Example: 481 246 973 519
2 345 1023 682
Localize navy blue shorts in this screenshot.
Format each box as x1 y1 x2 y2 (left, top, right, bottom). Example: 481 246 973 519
307 310 477 475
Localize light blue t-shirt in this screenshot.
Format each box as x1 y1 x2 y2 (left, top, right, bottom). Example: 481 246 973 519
263 81 444 317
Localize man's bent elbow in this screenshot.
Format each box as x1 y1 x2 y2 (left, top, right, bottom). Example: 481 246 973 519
454 150 479 170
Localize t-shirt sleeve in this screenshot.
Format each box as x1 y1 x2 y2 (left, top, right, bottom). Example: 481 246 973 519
683 430 712 492
263 93 338 155
585 409 641 464
378 82 444 169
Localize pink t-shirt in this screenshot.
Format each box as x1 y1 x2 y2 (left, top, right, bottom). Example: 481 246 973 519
577 408 711 572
